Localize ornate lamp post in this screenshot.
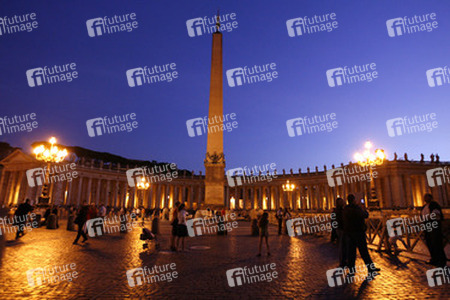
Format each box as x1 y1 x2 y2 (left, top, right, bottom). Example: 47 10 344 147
354 141 386 208
136 176 150 207
282 180 296 209
33 137 68 205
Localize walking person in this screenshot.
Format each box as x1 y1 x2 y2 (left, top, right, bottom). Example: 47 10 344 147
14 199 33 240
176 203 188 251
334 198 347 268
257 212 271 256
276 207 283 235
343 194 380 276
73 203 89 245
421 193 447 267
170 202 180 251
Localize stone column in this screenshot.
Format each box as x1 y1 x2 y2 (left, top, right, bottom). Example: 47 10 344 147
13 171 24 205
105 180 111 206
404 175 413 207
198 185 203 209
114 181 119 207
242 187 247 210
95 179 101 205
181 185 186 204
18 171 28 203
308 185 316 209
86 177 92 204
392 175 405 207
257 186 263 208
0 170 6 205
147 184 152 208
156 184 162 208
5 171 16 205
318 184 324 210
67 180 74 205
76 176 83 206
122 183 128 208
173 185 179 205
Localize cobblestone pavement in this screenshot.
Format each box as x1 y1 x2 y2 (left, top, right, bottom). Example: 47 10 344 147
0 219 448 300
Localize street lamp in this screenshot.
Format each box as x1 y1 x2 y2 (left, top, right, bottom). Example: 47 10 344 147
354 141 386 208
33 137 68 205
282 180 296 209
136 176 150 207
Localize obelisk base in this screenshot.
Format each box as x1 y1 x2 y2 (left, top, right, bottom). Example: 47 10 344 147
204 162 225 209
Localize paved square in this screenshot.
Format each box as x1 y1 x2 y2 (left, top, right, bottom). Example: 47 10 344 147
0 220 448 299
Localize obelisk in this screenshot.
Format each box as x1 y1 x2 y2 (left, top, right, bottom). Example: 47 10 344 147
204 13 225 208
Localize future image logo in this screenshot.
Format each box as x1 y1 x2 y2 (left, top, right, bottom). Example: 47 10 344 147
426 267 449 287
0 113 38 136
26 168 45 187
386 13 438 37
226 264 278 287
386 218 404 237
186 214 238 237
286 113 338 137
126 264 178 287
186 13 238 37
86 113 138 137
126 268 145 287
386 114 438 137
326 63 378 87
126 64 178 87
0 13 38 36
326 165 376 188
86 13 138 37
26 264 78 287
126 168 145 187
226 63 278 87
286 13 338 37
86 218 105 237
326 268 345 287
426 67 449 87
26 164 78 188
426 167 449 187
26 63 78 87
186 113 238 138
226 163 277 187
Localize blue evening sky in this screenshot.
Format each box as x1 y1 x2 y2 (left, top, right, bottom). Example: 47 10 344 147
1 0 449 172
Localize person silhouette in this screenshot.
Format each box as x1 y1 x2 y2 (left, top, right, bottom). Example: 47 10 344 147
343 194 380 277
421 193 447 267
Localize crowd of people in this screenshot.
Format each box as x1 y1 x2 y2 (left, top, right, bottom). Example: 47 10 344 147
1 194 447 271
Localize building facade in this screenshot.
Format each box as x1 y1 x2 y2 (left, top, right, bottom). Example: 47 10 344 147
0 149 448 210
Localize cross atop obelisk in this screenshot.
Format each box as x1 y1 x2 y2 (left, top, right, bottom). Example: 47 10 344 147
204 11 225 208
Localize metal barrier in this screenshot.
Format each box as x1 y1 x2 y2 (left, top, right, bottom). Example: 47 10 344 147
269 211 449 257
